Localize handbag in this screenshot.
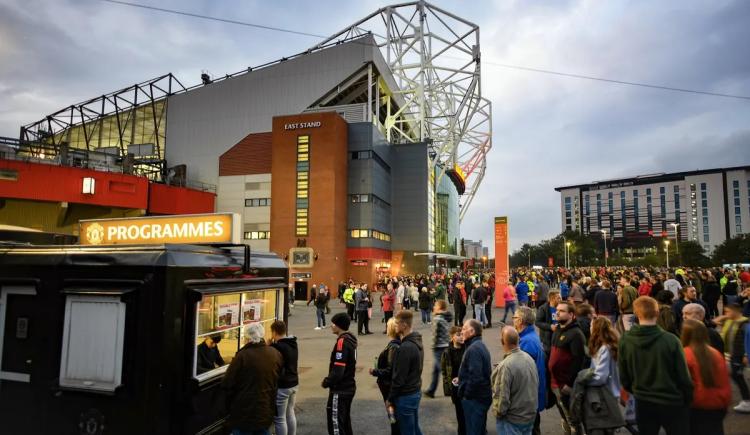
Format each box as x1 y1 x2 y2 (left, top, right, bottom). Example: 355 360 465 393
583 357 625 430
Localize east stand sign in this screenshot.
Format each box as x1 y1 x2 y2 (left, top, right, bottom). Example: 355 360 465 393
79 213 242 245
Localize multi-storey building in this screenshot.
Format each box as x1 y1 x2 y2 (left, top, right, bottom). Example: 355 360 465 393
555 166 750 254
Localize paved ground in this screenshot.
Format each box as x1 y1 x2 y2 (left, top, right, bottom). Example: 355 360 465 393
287 303 749 435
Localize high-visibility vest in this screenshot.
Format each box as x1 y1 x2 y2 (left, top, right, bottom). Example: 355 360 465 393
343 288 355 304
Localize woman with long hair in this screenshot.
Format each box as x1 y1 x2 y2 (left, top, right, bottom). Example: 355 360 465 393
681 319 731 435
585 316 622 435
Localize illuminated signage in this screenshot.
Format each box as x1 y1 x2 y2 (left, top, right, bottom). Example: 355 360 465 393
284 121 322 130
79 213 240 245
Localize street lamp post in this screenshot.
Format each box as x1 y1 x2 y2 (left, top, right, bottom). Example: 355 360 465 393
601 230 608 267
664 239 671 269
566 241 571 269
670 223 680 265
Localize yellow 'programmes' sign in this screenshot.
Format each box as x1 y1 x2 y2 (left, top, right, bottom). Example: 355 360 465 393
79 213 239 246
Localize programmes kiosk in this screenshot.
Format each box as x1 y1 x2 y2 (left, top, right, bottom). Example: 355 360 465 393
0 214 287 434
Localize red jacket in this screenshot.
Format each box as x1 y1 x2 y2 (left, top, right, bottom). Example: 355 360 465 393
638 282 652 297
684 346 731 410
382 290 395 312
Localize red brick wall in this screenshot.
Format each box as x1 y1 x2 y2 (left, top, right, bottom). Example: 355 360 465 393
219 132 272 176
270 112 349 294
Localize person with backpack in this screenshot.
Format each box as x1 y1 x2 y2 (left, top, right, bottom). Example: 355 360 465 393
715 303 750 413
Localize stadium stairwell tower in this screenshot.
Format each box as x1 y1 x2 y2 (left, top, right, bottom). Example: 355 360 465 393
310 1 492 224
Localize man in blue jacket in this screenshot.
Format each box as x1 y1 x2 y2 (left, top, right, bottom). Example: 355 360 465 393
457 319 492 435
514 306 547 435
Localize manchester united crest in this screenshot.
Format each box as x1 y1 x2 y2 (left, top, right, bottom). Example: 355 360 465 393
85 223 105 245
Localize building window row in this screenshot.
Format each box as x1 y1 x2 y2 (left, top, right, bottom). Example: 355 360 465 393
733 179 742 233
245 198 271 207
700 183 709 243
350 193 391 207
296 136 310 236
351 150 391 173
690 183 698 242
349 228 392 242
244 231 270 240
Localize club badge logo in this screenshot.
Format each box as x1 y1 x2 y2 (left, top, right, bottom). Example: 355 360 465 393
86 223 105 245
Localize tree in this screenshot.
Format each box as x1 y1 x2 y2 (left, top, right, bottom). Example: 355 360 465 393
678 240 711 267
712 234 750 265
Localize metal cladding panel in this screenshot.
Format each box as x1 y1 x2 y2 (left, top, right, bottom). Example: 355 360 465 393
391 143 429 251
165 37 381 187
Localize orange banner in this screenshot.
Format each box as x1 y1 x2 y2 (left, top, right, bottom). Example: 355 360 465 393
494 216 509 308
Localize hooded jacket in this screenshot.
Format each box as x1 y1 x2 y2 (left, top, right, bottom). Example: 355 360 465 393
271 336 299 389
323 332 358 394
432 311 453 349
618 324 693 406
388 331 424 401
549 320 587 389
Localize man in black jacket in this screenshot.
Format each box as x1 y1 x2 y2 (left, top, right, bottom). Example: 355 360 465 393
222 323 282 435
322 313 358 435
388 310 425 434
458 319 492 435
534 290 561 355
270 320 299 435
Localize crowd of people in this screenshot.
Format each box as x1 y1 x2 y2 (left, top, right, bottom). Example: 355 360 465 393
218 265 750 435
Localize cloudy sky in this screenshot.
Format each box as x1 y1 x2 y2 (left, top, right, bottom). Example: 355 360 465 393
1 0 749 254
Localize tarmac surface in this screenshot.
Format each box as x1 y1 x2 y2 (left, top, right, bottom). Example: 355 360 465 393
287 302 749 435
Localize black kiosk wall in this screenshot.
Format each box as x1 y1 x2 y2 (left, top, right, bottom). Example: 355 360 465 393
0 243 287 434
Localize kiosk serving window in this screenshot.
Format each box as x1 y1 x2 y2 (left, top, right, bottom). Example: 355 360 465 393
194 288 280 379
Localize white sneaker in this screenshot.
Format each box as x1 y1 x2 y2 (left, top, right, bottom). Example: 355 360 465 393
734 400 750 413
314 327 321 330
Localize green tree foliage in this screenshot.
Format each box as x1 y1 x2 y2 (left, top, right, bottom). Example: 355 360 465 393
712 234 750 265
678 240 711 267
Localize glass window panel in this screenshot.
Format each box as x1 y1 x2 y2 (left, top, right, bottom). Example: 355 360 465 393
298 153 309 162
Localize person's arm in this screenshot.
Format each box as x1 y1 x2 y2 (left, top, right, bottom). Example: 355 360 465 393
587 346 609 386
457 347 472 398
441 349 452 395
323 337 350 389
221 353 242 406
214 347 225 367
491 364 509 418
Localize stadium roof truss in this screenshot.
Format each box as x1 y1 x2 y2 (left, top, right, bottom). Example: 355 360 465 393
310 1 492 221
19 74 186 178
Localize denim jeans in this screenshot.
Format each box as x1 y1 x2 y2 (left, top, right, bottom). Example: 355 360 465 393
316 308 326 327
420 309 431 324
502 301 516 323
496 419 533 435
275 386 298 435
462 398 489 435
231 429 270 435
426 347 447 395
474 303 487 326
394 391 423 435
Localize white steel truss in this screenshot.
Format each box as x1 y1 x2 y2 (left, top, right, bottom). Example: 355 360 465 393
310 1 492 222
